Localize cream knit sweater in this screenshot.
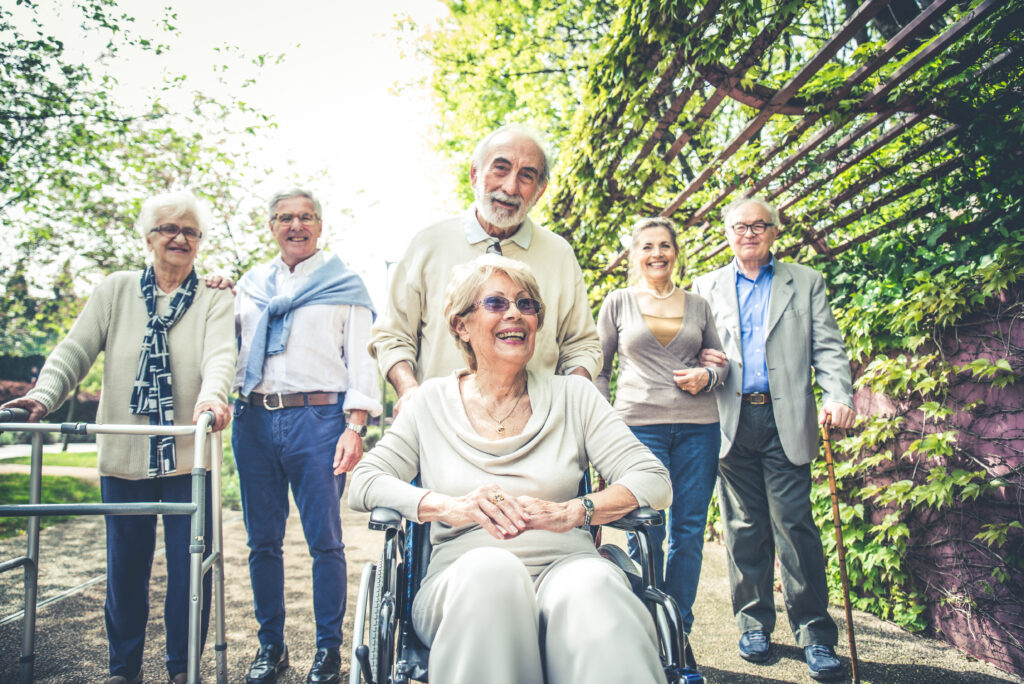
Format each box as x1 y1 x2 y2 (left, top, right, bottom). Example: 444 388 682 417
26 271 236 479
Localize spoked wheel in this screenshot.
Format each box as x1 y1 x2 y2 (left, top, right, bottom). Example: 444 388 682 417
368 543 398 683
350 562 375 684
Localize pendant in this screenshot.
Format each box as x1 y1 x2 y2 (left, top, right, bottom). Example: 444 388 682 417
496 424 505 434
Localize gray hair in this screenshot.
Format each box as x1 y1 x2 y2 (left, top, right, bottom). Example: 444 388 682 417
443 254 545 372
721 195 781 228
135 190 211 245
628 216 683 284
471 124 552 185
267 187 322 219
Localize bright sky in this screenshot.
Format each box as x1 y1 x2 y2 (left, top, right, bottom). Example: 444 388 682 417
57 0 464 304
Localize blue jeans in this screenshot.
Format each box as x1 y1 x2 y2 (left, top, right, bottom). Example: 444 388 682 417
626 422 720 634
101 474 212 679
232 398 348 648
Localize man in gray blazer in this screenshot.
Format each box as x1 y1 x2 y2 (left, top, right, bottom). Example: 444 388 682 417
692 196 855 681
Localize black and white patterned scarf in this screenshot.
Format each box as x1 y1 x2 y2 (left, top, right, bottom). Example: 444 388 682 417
129 266 199 477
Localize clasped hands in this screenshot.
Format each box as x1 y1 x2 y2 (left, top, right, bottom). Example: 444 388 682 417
418 484 583 541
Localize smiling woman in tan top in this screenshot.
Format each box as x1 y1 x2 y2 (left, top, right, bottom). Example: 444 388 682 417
596 216 728 666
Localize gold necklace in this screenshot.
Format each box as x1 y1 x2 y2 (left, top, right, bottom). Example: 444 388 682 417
482 388 526 434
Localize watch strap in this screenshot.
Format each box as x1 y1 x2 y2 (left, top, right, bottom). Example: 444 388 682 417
346 422 367 437
578 495 594 528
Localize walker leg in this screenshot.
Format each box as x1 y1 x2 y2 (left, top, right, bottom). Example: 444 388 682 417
187 466 207 684
19 433 43 684
210 437 228 684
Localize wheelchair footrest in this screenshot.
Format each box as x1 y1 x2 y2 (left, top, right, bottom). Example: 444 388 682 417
666 666 705 683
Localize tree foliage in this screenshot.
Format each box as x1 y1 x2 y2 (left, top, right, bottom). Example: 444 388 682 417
1 0 280 354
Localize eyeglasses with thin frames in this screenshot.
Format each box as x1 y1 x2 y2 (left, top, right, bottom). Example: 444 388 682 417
729 221 774 236
150 224 203 241
273 212 319 226
467 295 542 316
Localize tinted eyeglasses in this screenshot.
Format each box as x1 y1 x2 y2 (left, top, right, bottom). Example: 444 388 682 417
469 295 542 316
729 221 774 236
150 224 202 241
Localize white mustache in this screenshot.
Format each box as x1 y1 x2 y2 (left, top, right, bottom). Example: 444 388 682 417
489 190 522 209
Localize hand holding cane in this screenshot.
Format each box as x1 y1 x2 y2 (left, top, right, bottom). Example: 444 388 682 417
822 414 860 683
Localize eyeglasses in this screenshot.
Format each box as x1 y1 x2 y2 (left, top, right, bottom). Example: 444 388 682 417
150 224 202 241
729 221 774 236
273 212 319 226
469 295 542 316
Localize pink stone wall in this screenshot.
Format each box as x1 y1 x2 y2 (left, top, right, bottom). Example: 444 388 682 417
851 310 1023 676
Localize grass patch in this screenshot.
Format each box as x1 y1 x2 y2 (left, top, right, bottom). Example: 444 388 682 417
6 452 98 467
0 473 101 539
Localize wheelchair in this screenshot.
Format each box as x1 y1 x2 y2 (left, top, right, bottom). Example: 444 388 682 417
349 477 704 684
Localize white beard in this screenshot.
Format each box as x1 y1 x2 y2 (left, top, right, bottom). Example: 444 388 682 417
474 179 535 230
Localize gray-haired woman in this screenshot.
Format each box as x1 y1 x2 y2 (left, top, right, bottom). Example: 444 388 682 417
1 190 235 684
349 253 671 684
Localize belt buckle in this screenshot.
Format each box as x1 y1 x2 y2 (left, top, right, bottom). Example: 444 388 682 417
263 392 285 411
749 393 767 405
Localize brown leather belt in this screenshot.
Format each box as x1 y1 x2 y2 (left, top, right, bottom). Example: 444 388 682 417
243 391 339 411
742 392 771 405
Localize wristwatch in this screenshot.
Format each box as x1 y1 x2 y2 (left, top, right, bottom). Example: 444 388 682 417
578 495 594 528
346 422 368 437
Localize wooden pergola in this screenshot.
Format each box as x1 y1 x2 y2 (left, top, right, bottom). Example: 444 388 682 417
547 0 1023 280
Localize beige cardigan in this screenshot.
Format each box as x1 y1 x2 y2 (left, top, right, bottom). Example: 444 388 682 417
26 271 236 479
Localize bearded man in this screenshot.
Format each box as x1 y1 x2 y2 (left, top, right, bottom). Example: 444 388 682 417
370 124 602 413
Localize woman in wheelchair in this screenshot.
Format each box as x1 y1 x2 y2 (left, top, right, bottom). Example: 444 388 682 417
349 254 672 684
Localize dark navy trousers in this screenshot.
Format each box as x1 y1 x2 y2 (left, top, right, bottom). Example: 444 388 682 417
101 473 212 679
231 398 348 649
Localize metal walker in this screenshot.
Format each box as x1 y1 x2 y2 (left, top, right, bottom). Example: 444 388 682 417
0 407 228 684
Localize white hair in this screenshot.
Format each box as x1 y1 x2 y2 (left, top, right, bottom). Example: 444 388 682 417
267 187 322 218
471 124 552 185
134 190 211 245
722 196 781 227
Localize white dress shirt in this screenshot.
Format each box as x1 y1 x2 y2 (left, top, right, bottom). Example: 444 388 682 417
234 250 382 416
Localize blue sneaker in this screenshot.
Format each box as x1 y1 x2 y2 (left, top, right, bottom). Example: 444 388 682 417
805 644 843 680
738 630 771 663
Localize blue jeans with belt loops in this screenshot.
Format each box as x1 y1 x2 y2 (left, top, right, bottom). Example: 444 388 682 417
626 422 720 635
232 397 348 649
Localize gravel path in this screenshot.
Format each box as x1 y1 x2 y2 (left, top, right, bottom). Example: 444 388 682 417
1 498 1019 683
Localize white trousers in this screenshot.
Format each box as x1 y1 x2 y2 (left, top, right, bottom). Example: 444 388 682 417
412 546 667 684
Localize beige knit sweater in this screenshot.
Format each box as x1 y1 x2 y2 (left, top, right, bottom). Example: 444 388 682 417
26 271 236 479
349 370 671 582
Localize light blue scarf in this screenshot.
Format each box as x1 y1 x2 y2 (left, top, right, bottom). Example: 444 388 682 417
239 254 375 396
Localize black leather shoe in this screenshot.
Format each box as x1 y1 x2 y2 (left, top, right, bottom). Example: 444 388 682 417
307 647 341 684
738 629 771 663
805 644 844 680
246 643 289 684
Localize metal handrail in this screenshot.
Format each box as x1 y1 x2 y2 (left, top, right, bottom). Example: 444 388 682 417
0 408 228 684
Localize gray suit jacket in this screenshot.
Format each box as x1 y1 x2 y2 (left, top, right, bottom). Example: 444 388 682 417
691 259 853 466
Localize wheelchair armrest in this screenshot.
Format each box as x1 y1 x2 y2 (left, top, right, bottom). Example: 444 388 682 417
368 507 404 531
605 506 663 531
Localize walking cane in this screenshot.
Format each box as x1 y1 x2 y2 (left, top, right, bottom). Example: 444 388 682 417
822 416 860 683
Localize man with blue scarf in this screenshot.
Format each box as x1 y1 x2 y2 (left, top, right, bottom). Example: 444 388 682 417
233 188 381 684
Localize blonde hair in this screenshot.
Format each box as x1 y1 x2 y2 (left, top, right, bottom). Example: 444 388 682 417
443 254 545 371
627 216 683 283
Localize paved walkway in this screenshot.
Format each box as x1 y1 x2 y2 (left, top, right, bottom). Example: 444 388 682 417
0 496 1019 683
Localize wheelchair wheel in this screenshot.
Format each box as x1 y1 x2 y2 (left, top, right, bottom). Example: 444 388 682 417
598 543 642 592
349 562 375 684
368 544 398 683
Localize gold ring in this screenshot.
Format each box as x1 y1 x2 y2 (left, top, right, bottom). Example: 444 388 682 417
491 493 504 504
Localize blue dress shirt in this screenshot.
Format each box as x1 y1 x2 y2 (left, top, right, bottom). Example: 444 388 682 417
734 256 774 393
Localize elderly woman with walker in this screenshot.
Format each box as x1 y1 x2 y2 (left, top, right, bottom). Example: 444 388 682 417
1 190 235 684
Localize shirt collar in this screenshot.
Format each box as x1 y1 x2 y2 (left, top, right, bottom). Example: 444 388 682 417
274 248 324 278
463 206 533 250
732 254 775 283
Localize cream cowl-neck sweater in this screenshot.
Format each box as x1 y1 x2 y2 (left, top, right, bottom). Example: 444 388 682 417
349 370 671 583
26 271 236 479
